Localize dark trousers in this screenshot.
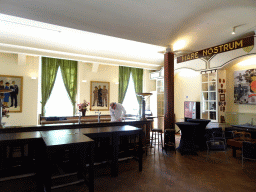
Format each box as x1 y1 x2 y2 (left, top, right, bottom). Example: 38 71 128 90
11 94 17 107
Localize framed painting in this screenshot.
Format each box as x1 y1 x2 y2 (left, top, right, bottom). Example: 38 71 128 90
90 81 110 111
234 68 256 104
0 75 23 112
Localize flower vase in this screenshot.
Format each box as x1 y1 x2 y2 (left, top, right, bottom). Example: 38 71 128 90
81 109 86 116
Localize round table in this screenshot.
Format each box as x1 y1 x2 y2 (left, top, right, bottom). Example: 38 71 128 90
187 119 211 150
176 122 200 155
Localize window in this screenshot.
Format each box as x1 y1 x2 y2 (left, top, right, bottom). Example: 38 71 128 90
122 74 140 115
44 67 73 117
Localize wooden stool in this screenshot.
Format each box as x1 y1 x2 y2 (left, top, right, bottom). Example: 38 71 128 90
163 129 176 154
150 128 163 150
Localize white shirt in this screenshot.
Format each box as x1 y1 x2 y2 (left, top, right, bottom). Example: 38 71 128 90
110 103 126 122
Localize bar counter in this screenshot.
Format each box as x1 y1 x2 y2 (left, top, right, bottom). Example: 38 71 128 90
0 119 153 134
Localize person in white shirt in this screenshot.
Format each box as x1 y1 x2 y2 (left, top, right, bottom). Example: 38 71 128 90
109 102 126 122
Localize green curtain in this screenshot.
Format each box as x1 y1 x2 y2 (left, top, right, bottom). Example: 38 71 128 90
131 68 143 105
41 57 59 116
41 57 78 116
59 60 78 115
118 66 131 103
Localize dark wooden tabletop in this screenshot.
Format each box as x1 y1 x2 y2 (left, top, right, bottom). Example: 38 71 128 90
79 125 142 135
0 131 42 141
176 122 200 127
40 130 93 147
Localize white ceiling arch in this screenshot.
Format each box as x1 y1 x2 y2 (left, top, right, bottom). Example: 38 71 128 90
0 0 255 69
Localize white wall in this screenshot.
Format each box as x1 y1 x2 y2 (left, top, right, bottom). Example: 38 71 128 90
0 53 39 126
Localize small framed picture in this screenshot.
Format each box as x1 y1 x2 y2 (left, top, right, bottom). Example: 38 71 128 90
220 94 225 101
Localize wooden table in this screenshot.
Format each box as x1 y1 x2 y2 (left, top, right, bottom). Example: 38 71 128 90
0 125 143 191
40 129 95 192
0 131 43 184
80 125 143 177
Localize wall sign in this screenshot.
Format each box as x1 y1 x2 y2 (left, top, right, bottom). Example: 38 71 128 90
177 36 254 63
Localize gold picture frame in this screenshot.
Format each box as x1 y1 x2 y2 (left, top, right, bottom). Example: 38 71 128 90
0 75 23 113
90 81 110 111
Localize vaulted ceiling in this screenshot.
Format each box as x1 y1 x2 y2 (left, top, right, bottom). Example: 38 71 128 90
0 0 256 70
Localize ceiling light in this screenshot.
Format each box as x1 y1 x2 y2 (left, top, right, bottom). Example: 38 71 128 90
173 40 186 51
232 27 235 35
231 24 246 35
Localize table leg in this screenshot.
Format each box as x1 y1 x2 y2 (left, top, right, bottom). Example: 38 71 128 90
111 132 119 177
88 142 94 192
232 147 237 157
44 148 52 192
139 131 143 172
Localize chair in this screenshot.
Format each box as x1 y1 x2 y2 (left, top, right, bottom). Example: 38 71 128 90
242 141 256 167
227 131 252 157
233 131 251 141
224 127 234 140
163 129 176 154
206 132 228 162
205 127 225 143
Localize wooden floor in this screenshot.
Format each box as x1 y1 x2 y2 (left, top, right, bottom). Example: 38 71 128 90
1 134 256 192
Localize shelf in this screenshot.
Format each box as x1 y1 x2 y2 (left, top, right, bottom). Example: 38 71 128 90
201 71 218 122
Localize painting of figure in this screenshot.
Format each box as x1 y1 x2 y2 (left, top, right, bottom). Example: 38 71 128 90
0 75 23 112
90 81 110 111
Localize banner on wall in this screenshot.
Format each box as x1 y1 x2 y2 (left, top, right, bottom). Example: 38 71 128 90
234 68 256 104
177 36 254 63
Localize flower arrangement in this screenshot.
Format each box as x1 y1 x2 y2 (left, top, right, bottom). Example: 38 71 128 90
77 100 90 111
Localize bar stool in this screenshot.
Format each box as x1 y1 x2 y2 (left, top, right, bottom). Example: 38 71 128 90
150 128 163 149
163 129 176 154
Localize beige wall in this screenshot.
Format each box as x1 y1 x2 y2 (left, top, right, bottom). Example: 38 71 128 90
174 69 201 126
78 62 119 115
0 52 39 126
224 56 256 125
0 53 156 125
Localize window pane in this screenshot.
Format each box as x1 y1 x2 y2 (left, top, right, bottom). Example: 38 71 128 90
45 67 73 117
122 74 139 115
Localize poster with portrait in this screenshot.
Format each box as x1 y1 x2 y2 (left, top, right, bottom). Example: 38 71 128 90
234 68 256 104
0 75 23 112
90 81 110 111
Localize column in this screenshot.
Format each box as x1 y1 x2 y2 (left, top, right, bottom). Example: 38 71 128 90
164 51 175 143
